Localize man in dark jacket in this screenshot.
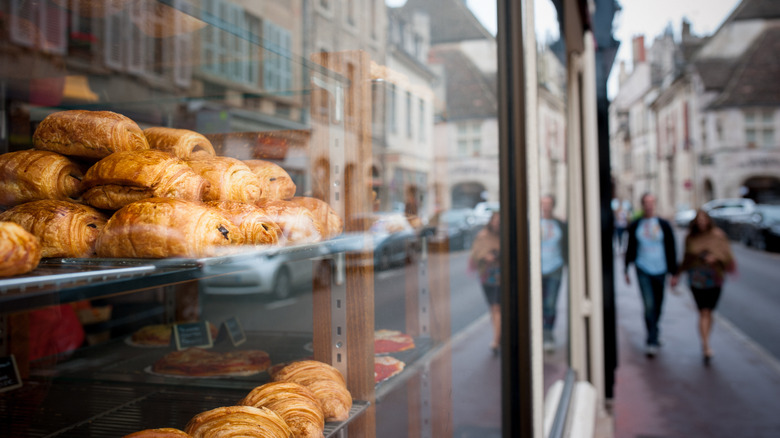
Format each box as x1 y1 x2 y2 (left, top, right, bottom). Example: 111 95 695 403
625 193 677 357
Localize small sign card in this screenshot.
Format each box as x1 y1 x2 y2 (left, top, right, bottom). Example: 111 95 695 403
223 316 246 346
0 355 22 393
174 321 214 350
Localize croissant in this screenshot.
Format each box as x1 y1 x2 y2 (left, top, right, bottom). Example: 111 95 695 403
244 160 297 201
0 200 107 258
0 150 84 207
255 200 323 244
123 428 192 438
186 156 262 203
272 360 352 422
0 221 42 277
239 382 325 438
144 127 216 159
205 201 282 245
96 198 241 258
81 150 207 210
288 197 343 239
184 406 292 438
33 110 149 160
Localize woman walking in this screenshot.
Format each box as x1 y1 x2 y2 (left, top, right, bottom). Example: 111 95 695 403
672 209 736 365
470 211 502 356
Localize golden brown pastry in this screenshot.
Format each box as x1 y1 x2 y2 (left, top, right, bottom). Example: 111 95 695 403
0 221 42 277
206 201 282 246
186 156 263 203
81 150 207 210
123 428 192 438
33 110 149 160
0 200 107 258
184 406 292 438
244 160 297 201
96 198 241 258
255 200 323 245
144 127 216 159
272 360 351 422
0 150 84 207
239 382 325 438
288 197 343 239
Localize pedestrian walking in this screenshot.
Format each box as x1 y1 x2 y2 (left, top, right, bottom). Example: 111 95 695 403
470 211 501 356
671 209 736 365
540 195 567 352
624 193 678 357
614 202 629 253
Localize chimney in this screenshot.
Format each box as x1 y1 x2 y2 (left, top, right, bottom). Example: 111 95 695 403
632 35 646 65
682 19 691 40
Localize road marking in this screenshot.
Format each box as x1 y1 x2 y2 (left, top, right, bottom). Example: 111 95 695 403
264 297 298 310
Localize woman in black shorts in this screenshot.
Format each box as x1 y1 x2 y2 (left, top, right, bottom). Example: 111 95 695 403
672 210 736 365
470 212 501 356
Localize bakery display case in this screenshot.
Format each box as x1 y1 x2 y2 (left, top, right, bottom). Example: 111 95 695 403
0 1 464 437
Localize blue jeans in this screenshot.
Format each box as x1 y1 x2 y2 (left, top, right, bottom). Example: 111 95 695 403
636 269 666 346
542 268 563 331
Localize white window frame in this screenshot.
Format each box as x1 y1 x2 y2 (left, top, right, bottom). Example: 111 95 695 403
745 109 775 148
263 21 292 94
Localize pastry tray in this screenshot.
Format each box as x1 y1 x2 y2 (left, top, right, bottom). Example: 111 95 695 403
0 380 369 438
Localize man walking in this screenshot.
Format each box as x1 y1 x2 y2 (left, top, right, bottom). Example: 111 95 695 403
625 193 677 357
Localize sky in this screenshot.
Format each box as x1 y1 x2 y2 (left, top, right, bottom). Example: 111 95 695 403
387 0 742 98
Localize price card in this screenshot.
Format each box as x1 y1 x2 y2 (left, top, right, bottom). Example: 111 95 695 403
0 355 22 393
173 321 214 350
223 316 246 346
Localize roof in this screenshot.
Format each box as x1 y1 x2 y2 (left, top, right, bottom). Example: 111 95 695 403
693 59 737 91
710 23 780 108
729 0 780 22
399 0 494 45
428 47 498 120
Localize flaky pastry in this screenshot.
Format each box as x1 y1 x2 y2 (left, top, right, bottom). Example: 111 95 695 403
239 381 325 438
185 406 292 438
96 198 241 258
186 156 262 203
244 160 297 201
288 197 343 239
272 360 351 422
0 200 107 258
255 200 323 244
0 221 42 277
33 110 149 160
144 127 216 159
81 150 207 210
206 201 282 245
122 428 192 438
0 150 84 207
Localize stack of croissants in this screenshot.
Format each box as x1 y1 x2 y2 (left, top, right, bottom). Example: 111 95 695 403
0 110 344 278
123 360 352 438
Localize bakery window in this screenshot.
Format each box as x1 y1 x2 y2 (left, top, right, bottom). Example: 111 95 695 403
0 1 608 437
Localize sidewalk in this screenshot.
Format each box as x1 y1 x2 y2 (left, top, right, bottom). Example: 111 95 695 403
613 258 780 438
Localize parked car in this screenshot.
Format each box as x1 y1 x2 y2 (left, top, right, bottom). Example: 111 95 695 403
472 202 500 226
732 204 780 252
674 208 697 228
330 212 419 270
430 208 481 251
200 244 329 299
702 198 757 239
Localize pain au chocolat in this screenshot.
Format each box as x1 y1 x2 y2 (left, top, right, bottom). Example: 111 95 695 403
184 406 292 438
186 156 263 203
33 110 149 160
255 200 323 245
0 200 107 258
244 159 297 201
288 197 343 239
0 221 42 277
239 381 325 438
81 150 207 210
144 127 216 159
205 201 282 246
96 198 241 258
0 150 84 208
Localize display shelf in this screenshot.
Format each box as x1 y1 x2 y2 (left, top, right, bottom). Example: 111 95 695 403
0 236 365 315
374 336 434 400
0 380 369 438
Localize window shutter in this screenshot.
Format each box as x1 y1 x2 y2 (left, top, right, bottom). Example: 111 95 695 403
10 0 36 48
40 3 66 54
174 0 193 87
281 30 292 93
104 3 125 69
126 2 145 74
